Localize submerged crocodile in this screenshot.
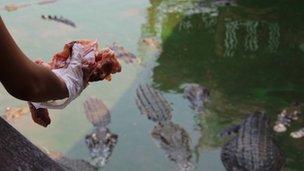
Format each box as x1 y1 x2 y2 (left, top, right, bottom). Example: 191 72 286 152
84 97 111 128
135 84 194 170
85 127 118 167
109 43 139 64
38 0 58 5
135 84 173 124
183 83 209 130
151 122 194 171
221 112 285 171
41 15 76 27
183 83 209 113
83 97 118 168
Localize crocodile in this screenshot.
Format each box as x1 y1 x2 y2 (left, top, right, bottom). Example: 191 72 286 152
183 83 209 113
85 127 118 167
151 122 194 171
41 15 76 28
221 112 285 171
109 43 139 64
135 84 194 170
83 97 118 168
38 0 58 5
135 84 173 124
84 97 111 128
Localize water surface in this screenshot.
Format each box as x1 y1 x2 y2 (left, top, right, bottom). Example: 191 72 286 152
1 0 304 170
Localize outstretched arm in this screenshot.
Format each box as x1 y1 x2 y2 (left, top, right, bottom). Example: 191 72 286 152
0 16 68 102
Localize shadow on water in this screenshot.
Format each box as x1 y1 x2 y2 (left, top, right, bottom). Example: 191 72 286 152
142 0 304 170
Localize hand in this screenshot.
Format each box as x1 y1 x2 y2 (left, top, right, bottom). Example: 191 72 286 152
28 43 95 127
28 43 89 127
28 102 51 127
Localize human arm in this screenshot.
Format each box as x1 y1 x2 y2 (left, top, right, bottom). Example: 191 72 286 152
0 16 68 102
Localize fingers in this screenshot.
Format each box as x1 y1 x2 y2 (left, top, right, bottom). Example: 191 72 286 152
28 102 51 127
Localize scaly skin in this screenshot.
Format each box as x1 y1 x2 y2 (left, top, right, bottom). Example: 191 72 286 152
135 84 173 124
109 43 138 64
84 97 111 127
221 112 285 171
183 83 209 113
151 122 193 171
85 127 118 168
83 97 118 168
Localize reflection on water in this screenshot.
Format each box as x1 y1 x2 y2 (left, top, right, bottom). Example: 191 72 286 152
268 22 280 53
1 0 304 170
141 0 304 170
141 0 234 43
136 85 194 171
84 98 118 168
244 21 259 52
224 20 280 57
224 20 239 57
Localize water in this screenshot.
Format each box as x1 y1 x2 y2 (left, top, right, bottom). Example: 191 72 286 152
1 0 304 170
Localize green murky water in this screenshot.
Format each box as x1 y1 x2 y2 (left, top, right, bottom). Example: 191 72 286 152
1 0 304 170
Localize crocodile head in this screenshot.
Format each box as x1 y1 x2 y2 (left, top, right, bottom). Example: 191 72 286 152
151 122 194 171
183 83 209 113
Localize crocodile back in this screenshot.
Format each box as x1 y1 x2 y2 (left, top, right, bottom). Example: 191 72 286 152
221 112 285 171
84 98 111 127
136 84 173 123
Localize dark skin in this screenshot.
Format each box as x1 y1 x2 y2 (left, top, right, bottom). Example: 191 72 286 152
0 16 69 127
0 17 69 101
